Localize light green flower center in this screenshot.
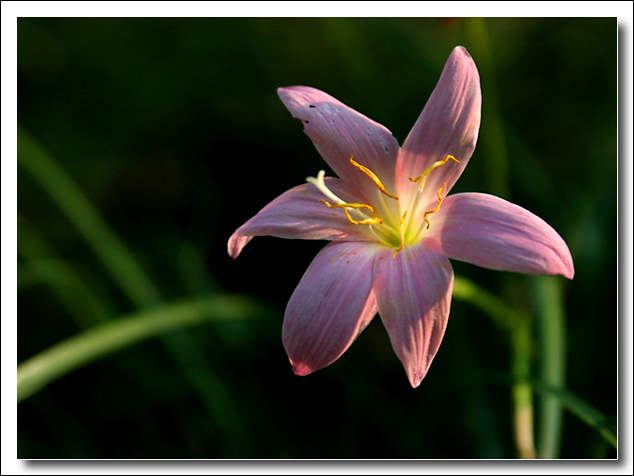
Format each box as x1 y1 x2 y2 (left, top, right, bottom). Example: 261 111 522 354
307 155 458 258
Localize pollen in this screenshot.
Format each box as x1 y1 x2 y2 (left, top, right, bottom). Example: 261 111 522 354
349 155 399 200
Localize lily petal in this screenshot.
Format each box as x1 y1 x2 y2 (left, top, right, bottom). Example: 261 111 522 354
228 178 372 258
282 241 380 376
397 46 481 200
278 86 401 197
428 193 575 279
372 241 454 387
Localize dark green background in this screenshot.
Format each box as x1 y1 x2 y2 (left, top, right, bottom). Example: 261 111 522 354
18 18 617 459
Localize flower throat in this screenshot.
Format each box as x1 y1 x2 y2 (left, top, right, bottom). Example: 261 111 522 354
306 154 459 258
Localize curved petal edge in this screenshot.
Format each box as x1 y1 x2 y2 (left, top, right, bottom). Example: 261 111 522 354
397 46 482 199
228 179 372 258
430 193 575 279
277 86 401 197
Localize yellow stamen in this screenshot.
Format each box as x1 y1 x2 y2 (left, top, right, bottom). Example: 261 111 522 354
392 210 408 259
318 200 374 213
349 155 399 200
423 183 447 229
344 209 382 225
318 200 382 225
409 155 460 186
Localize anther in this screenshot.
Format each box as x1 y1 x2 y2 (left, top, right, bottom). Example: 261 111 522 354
318 200 382 226
344 209 382 225
319 200 374 213
349 155 399 200
423 183 447 229
409 155 460 186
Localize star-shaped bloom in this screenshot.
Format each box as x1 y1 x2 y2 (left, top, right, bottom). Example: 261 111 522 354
228 46 574 387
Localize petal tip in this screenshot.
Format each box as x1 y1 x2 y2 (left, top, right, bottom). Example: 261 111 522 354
454 45 469 56
277 86 298 104
555 240 575 280
227 232 252 259
450 45 474 63
227 237 240 259
290 361 313 377
407 370 425 388
277 86 291 97
277 85 312 100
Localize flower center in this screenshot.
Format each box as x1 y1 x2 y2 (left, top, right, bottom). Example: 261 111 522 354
307 154 458 257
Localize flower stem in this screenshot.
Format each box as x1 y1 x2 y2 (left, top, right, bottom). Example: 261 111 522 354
453 276 616 453
511 312 536 459
531 276 566 459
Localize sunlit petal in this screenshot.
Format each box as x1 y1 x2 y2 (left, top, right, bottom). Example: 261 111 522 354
278 86 400 198
372 241 454 387
228 178 373 258
397 46 481 201
428 193 574 279
283 241 381 376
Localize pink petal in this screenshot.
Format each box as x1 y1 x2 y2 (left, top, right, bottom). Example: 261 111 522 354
282 241 381 376
278 86 401 197
372 241 454 388
228 178 373 258
428 193 575 279
396 46 481 200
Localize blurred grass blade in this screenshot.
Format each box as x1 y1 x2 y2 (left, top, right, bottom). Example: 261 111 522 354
17 126 161 308
17 295 259 403
453 276 533 458
455 276 615 452
532 276 566 459
532 381 617 449
464 17 511 199
18 219 113 325
16 127 252 441
453 276 518 330
466 17 534 458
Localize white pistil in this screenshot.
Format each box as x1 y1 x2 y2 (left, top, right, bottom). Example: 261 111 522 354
307 154 456 252
306 170 346 206
306 170 398 246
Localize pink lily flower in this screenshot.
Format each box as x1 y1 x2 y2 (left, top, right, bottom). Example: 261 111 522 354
228 46 574 387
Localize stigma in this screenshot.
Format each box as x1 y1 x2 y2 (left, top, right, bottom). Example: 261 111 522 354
306 170 383 227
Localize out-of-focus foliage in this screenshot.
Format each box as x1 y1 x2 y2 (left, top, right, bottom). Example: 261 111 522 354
17 18 616 459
